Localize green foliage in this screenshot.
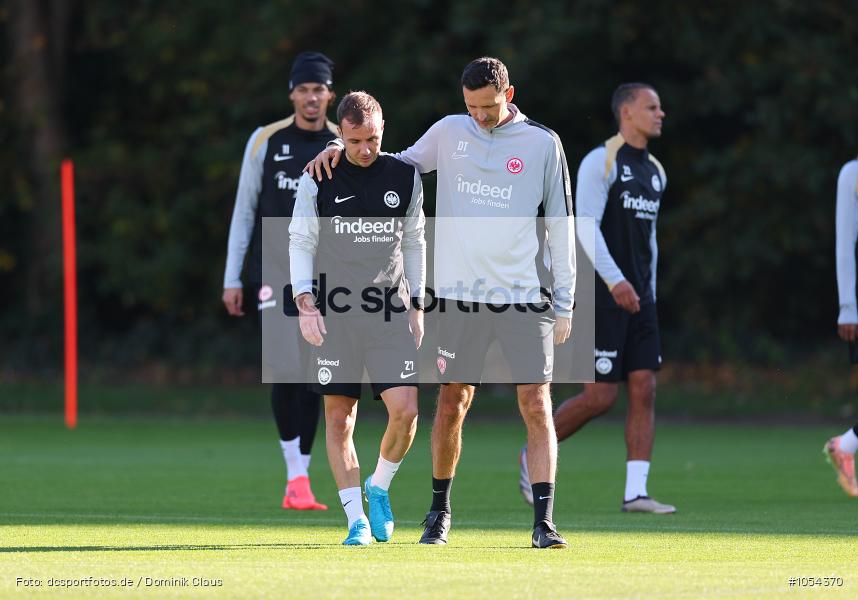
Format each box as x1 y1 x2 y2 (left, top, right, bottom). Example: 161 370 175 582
3 1 858 371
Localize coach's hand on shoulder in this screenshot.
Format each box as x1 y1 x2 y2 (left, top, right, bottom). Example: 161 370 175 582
611 280 640 314
554 316 572 345
296 293 326 346
222 288 244 316
838 323 858 343
304 147 342 181
409 308 424 349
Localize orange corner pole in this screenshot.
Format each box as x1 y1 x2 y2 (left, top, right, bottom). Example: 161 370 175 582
61 159 78 429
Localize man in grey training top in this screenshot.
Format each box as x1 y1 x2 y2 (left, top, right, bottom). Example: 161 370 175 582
309 57 575 548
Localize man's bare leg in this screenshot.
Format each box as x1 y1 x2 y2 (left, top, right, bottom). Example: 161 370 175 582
324 395 361 490
553 382 620 442
378 386 419 463
419 383 474 545
621 369 674 513
625 370 655 461
519 383 618 506
518 382 567 548
364 386 419 543
431 383 475 479
324 395 372 535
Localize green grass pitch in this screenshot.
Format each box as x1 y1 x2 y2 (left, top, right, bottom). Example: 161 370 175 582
1 414 856 598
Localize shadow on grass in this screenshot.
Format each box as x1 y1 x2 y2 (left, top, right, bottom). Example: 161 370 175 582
2 512 856 539
0 542 529 553
1 543 339 553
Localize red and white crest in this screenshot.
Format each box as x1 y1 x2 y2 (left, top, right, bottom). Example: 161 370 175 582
437 357 447 374
258 285 274 302
506 157 523 174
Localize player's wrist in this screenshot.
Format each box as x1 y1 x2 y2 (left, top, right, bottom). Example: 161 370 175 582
607 278 627 292
295 292 317 313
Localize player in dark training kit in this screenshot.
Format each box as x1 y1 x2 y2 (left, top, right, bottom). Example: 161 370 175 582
290 92 426 545
520 83 676 514
223 52 337 511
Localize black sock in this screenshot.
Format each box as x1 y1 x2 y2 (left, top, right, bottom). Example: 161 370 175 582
532 482 555 527
430 477 453 513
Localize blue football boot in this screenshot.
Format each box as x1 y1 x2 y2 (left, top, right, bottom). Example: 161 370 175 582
364 476 394 542
342 516 372 546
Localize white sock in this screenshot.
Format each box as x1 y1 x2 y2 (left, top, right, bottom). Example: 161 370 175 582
280 438 307 481
338 487 365 527
302 454 311 471
625 460 650 502
840 428 858 454
370 456 402 491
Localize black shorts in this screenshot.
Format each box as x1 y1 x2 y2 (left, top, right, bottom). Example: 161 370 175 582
435 300 555 385
309 312 419 400
593 302 661 383
255 284 313 383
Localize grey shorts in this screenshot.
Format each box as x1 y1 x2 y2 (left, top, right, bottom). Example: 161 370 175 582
309 312 419 400
257 283 310 383
435 300 555 385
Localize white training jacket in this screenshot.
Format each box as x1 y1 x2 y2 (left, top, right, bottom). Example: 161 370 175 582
393 105 576 317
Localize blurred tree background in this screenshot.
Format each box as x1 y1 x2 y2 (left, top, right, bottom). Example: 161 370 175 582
2 0 858 380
